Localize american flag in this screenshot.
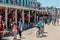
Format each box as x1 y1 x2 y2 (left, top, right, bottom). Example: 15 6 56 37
32 3 36 9
37 4 40 10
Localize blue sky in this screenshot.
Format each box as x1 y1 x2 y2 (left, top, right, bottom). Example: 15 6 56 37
37 0 60 7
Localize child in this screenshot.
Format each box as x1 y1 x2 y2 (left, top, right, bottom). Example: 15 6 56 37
12 23 17 39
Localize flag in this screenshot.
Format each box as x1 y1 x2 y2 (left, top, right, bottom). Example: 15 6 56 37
10 0 14 2
37 4 40 10
32 3 36 9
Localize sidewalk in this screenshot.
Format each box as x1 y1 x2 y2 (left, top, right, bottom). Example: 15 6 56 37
3 24 60 40
3 27 37 40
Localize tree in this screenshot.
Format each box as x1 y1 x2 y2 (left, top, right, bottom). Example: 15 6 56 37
47 6 55 10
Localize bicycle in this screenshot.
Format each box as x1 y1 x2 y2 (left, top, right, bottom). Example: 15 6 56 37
36 27 44 38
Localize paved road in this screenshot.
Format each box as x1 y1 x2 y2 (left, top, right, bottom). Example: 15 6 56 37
3 23 60 40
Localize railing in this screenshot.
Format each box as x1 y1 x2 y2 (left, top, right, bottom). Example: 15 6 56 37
0 1 32 8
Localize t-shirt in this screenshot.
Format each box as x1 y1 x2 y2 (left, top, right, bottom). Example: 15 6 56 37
37 22 43 27
18 15 22 18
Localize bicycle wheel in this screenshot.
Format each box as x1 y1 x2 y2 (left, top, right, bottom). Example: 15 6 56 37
36 30 40 37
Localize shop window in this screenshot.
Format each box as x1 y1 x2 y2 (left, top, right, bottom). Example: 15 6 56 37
15 0 17 5
17 0 21 6
0 0 2 3
6 0 8 3
28 1 30 5
23 0 24 6
26 0 27 7
19 0 21 3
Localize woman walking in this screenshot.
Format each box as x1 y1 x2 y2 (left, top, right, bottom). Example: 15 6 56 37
18 22 23 38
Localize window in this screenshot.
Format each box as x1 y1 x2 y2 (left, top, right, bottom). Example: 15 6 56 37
19 0 21 5
15 0 17 5
0 0 2 3
30 2 32 7
26 0 27 7
31 2 32 5
27 1 30 7
28 1 30 5
23 0 24 6
19 0 21 3
6 0 8 3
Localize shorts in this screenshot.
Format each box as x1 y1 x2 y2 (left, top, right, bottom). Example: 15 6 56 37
38 26 42 30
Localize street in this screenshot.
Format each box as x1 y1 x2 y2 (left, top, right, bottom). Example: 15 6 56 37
3 23 60 40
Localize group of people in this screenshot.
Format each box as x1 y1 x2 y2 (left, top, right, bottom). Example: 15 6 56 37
39 12 59 26
12 21 23 39
36 14 59 37
0 11 59 40
0 15 24 40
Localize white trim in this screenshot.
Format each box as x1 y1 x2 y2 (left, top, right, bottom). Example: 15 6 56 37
15 9 17 23
22 10 24 24
5 8 8 29
0 3 40 11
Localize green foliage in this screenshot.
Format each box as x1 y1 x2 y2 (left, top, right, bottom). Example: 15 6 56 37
47 6 55 10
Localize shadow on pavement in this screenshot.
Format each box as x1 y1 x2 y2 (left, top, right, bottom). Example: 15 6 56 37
21 37 25 39
40 35 47 38
3 38 22 40
13 39 21 40
13 37 26 40
36 31 48 38
2 39 8 40
42 35 47 37
44 32 48 34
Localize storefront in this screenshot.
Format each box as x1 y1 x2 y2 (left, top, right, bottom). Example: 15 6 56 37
0 3 40 30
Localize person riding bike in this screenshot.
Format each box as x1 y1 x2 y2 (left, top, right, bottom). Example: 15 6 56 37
37 17 44 37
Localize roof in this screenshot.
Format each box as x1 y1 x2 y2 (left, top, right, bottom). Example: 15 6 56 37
0 3 40 11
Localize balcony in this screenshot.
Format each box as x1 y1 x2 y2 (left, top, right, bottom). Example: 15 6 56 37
0 0 32 8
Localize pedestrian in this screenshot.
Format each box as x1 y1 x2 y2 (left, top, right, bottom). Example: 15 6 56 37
18 22 23 38
0 23 4 40
12 23 17 39
54 16 57 26
47 17 50 25
0 24 3 40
